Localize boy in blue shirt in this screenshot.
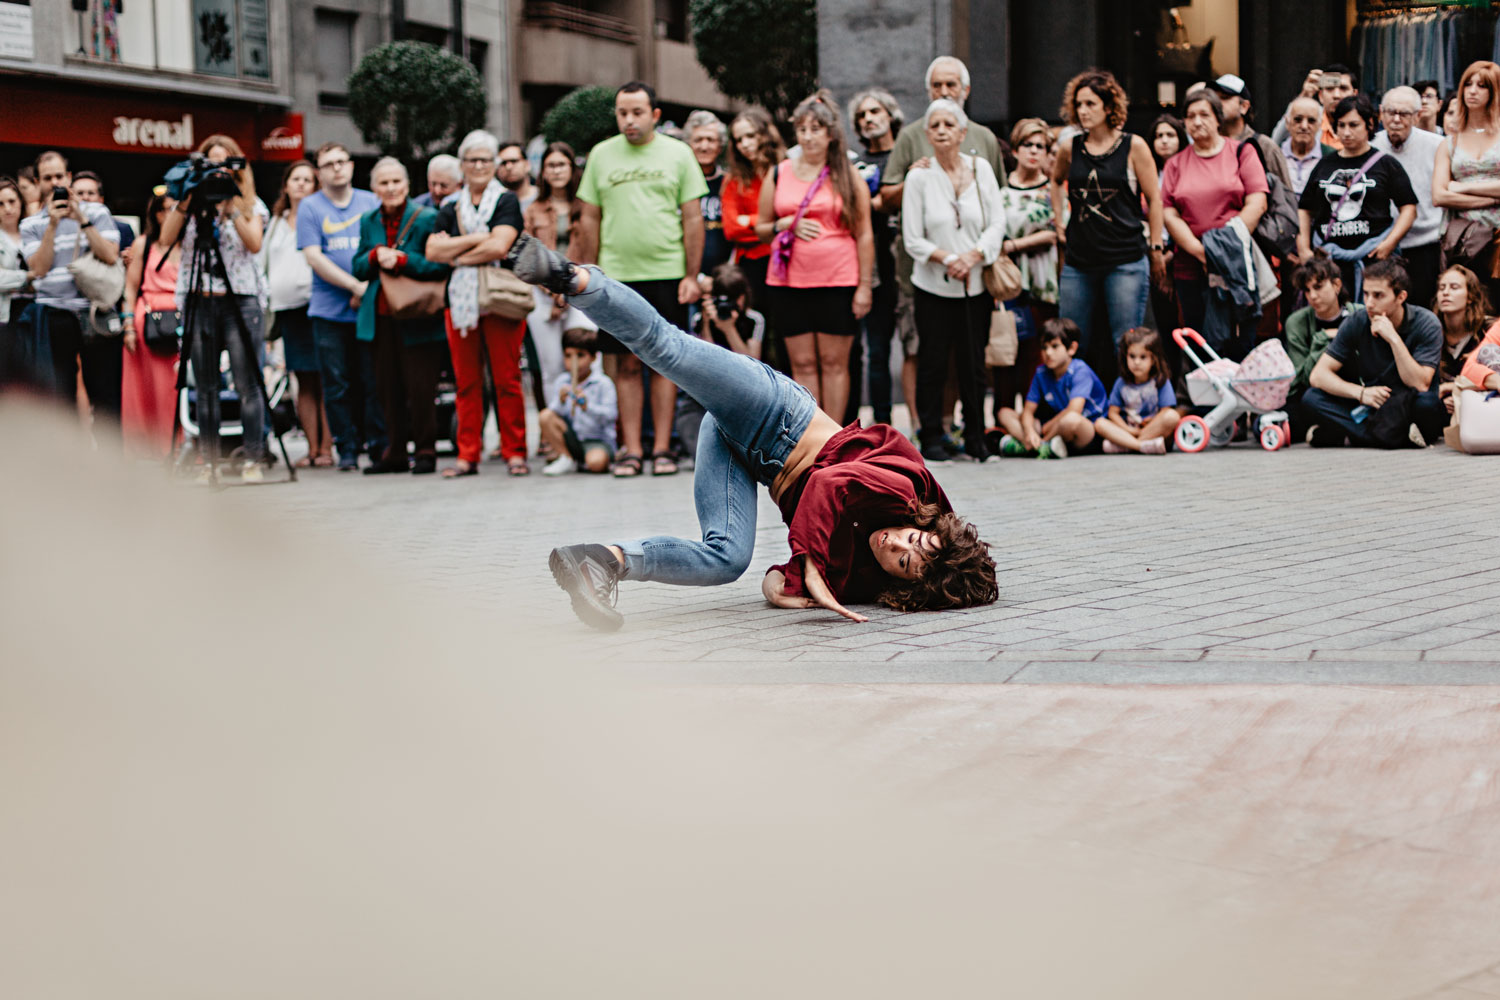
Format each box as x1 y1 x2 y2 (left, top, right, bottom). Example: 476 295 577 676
995 318 1108 459
540 328 619 475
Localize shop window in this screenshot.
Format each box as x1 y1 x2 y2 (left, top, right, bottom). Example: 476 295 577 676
316 8 356 109
654 0 686 42
467 37 487 79
190 0 272 79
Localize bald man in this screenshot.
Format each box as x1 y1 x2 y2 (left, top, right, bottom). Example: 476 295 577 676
1372 85 1444 308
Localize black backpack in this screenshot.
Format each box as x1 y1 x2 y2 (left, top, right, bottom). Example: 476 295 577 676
1238 137 1299 260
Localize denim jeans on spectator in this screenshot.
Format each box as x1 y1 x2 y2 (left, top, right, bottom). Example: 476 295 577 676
862 276 899 425
189 293 265 462
1058 255 1150 360
568 267 817 587
312 317 385 465
1301 384 1438 447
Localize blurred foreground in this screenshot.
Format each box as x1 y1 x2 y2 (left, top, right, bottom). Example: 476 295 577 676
3 398 1498 999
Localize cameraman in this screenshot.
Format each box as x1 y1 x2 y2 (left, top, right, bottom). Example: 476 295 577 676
158 135 270 483
20 151 122 429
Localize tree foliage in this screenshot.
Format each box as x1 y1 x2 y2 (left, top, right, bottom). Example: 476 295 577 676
689 0 818 122
348 42 487 165
541 86 619 155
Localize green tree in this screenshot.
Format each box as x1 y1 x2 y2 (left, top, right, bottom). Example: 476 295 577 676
541 86 619 155
689 0 817 123
348 41 487 165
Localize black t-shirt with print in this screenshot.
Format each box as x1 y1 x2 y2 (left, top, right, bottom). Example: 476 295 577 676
1298 148 1416 252
436 190 524 236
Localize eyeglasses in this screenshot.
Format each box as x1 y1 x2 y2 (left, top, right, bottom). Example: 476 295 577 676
1381 108 1417 119
318 157 351 169
1019 140 1048 151
462 156 495 165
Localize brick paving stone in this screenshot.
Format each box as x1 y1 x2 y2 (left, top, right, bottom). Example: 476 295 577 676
231 434 1500 682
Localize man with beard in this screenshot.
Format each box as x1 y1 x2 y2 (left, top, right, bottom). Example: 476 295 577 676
846 88 903 426
498 140 539 214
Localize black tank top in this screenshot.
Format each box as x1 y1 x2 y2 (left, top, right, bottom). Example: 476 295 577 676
1065 132 1148 270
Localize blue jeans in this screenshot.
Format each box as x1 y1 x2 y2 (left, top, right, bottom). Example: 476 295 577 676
312 318 385 464
569 268 817 586
1058 255 1150 358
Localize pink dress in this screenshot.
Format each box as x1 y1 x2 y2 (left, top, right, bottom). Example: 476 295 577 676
121 244 181 456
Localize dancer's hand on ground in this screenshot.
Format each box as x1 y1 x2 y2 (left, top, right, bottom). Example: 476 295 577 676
803 558 869 623
762 569 815 610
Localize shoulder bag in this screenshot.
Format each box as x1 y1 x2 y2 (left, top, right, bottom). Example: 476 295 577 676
458 205 534 320
142 309 181 355
1238 139 1299 260
1441 136 1499 274
69 247 125 310
379 210 448 320
975 156 1023 301
769 163 829 284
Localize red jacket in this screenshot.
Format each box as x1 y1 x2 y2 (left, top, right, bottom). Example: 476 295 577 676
721 173 770 262
771 424 951 603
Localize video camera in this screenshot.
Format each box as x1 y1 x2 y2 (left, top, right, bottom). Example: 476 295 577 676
163 152 247 206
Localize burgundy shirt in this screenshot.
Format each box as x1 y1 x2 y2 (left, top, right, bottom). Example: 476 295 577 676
771 424 951 603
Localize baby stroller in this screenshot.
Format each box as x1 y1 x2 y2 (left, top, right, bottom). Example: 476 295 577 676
1172 328 1294 452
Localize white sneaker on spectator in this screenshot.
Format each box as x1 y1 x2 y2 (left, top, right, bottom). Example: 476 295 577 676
241 463 264 484
543 454 578 476
1101 439 1126 454
1409 422 1428 448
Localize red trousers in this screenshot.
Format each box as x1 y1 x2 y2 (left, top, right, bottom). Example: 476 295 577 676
446 311 527 464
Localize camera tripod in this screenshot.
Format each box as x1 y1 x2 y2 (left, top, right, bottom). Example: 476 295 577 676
165 205 297 486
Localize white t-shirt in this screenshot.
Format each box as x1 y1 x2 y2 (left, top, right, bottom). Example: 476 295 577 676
257 211 313 311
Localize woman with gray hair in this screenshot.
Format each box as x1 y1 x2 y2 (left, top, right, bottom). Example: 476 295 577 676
902 98 1005 462
425 129 530 477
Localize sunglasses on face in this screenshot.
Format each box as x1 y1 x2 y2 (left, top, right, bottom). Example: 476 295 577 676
1020 140 1048 151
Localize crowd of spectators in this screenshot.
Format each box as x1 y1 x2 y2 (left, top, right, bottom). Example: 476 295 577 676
6 53 1500 481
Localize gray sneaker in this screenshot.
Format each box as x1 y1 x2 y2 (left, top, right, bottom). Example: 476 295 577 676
507 232 578 295
549 543 624 631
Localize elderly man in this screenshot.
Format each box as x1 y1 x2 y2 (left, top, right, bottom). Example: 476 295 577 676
1275 65 1356 150
1206 74 1292 190
684 109 730 276
1372 85 1444 308
1280 95 1332 197
413 154 461 209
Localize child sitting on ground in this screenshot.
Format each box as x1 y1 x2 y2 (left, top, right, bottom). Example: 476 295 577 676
1094 327 1181 454
540 328 619 476
996 318 1108 459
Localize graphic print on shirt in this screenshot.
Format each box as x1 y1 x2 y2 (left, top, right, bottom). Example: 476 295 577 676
1318 167 1374 238
1077 168 1119 223
321 215 361 235
1118 382 1155 427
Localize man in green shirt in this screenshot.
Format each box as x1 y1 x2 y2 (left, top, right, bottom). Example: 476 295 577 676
577 81 708 477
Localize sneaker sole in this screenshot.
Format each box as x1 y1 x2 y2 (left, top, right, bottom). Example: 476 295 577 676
548 547 624 632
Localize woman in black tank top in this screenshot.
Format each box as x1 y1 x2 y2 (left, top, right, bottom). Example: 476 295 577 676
1050 70 1166 375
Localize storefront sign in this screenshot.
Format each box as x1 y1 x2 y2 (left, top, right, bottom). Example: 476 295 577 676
0 0 34 60
0 83 305 162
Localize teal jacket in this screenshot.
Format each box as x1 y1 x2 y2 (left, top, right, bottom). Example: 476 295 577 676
351 201 450 346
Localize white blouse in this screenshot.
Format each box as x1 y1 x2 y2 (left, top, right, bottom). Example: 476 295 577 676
902 156 1006 298
256 211 313 312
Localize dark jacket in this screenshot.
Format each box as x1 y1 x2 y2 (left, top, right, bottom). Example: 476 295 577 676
1202 221 1262 355
351 201 450 346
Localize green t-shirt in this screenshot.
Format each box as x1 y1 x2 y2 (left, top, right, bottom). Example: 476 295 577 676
577 133 709 282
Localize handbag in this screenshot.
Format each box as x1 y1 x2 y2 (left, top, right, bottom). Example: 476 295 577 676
1442 215 1496 273
456 206 534 320
769 163 829 284
68 246 125 310
1451 376 1500 454
379 210 447 320
143 308 180 355
975 156 1023 301
983 303 1019 367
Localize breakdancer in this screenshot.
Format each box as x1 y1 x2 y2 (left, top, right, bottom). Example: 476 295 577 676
507 234 997 631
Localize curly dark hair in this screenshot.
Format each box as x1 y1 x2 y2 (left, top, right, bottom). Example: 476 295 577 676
1060 69 1129 131
877 503 998 611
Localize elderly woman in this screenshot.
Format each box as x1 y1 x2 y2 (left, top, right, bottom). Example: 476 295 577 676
993 117 1060 417
901 98 1005 463
1160 88 1269 358
425 129 528 478
350 158 452 475
757 91 874 419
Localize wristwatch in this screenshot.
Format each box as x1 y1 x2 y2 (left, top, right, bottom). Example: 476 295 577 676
80 218 94 229
1149 243 1163 252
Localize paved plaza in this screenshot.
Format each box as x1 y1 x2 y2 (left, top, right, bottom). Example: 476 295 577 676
238 428 1500 681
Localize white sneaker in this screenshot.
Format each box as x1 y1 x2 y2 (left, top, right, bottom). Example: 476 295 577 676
241 462 264 484
1408 422 1429 449
543 453 578 476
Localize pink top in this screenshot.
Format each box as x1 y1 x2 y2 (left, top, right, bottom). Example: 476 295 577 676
768 161 858 288
1161 141 1267 279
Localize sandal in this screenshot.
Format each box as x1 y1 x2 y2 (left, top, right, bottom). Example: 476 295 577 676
650 451 679 476
488 445 506 461
443 460 479 479
507 458 531 477
312 454 336 468
294 455 314 468
611 453 643 478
